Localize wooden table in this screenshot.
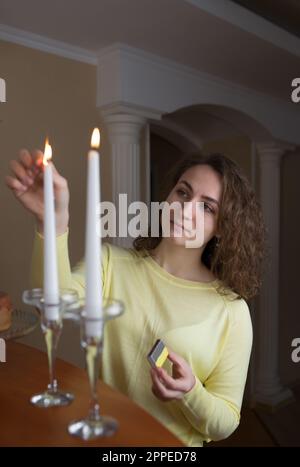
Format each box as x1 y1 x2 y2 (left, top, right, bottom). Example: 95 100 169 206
0 342 183 447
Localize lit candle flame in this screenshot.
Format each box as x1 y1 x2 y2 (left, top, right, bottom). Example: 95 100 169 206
43 138 52 166
91 128 100 149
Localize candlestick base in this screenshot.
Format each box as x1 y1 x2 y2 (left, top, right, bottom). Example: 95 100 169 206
22 288 79 408
68 414 118 440
30 380 74 408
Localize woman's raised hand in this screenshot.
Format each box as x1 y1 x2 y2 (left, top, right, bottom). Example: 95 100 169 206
5 149 70 235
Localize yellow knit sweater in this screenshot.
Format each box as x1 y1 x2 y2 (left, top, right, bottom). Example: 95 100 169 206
30 230 253 447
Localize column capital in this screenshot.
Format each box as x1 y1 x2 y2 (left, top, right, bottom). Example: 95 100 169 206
256 141 295 159
102 112 147 142
100 103 162 122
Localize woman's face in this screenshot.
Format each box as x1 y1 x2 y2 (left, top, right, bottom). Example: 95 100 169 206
163 164 222 248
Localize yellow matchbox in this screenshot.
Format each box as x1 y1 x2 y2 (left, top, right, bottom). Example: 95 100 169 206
147 339 169 368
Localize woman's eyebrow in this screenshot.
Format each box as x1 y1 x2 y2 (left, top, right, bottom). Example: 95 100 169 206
179 180 220 207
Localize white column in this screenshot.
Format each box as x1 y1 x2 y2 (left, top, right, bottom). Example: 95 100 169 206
255 142 294 408
103 112 147 249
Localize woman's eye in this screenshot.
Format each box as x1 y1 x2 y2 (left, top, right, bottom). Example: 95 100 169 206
204 203 214 214
176 189 188 198
176 190 216 214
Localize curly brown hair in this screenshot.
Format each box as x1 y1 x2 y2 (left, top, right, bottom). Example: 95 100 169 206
133 153 268 302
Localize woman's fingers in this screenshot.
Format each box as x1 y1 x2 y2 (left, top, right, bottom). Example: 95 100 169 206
167 350 185 369
5 175 27 196
19 149 32 169
19 149 39 180
50 162 67 188
151 368 180 396
14 150 67 190
155 367 187 392
32 149 43 167
17 151 65 189
150 368 182 401
31 150 44 177
50 162 68 190
7 149 44 195
9 159 33 187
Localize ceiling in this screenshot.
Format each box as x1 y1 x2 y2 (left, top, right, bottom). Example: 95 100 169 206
232 0 300 39
1 0 300 101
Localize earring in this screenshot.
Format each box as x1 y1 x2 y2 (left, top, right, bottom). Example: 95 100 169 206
215 236 220 247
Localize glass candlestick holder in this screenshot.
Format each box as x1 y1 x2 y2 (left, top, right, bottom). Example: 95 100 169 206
67 298 124 440
22 288 79 408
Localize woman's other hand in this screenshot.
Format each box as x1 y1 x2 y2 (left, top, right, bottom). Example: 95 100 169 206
150 349 196 402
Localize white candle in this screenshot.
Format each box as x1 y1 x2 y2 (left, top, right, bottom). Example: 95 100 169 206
43 139 59 320
85 128 102 335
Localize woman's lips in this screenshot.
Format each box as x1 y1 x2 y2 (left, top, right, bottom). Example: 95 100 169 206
170 220 191 234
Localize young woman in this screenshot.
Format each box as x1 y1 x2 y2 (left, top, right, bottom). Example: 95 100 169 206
6 149 266 447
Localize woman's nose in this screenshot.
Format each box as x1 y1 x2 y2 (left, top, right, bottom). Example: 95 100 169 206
182 201 195 229
183 201 195 220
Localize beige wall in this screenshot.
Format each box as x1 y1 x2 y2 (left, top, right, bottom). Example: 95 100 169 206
203 135 252 181
150 133 183 201
150 134 253 200
0 40 105 367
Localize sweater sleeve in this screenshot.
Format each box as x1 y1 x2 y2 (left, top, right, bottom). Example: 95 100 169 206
29 229 109 298
174 297 253 443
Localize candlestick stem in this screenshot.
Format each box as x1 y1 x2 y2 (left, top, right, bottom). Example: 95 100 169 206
43 320 61 394
86 342 102 422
